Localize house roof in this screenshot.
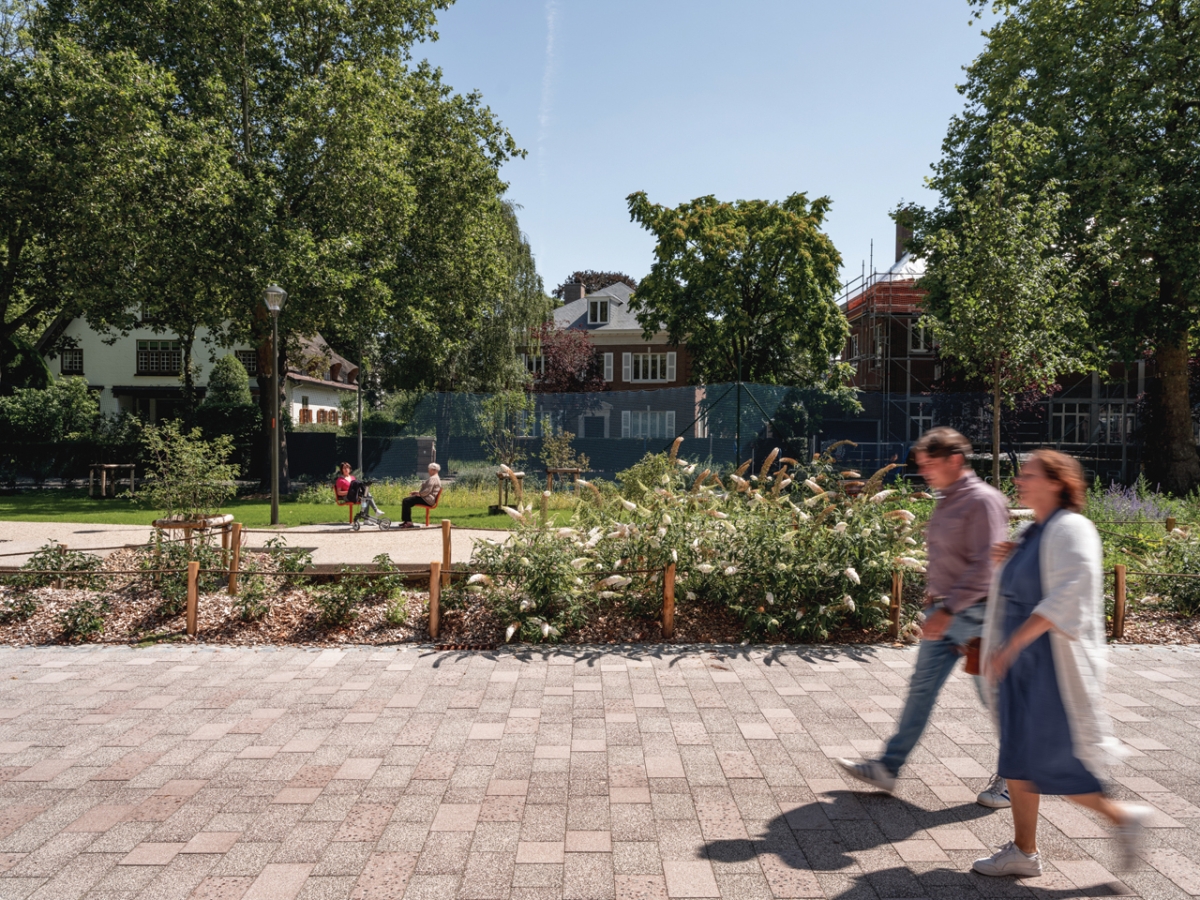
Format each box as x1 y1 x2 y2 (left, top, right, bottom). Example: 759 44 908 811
290 334 359 385
553 282 647 332
837 252 927 310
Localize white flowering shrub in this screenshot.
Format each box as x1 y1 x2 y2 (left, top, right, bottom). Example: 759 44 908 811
468 439 930 643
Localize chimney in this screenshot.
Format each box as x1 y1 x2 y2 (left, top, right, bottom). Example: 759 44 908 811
895 211 914 263
560 281 586 303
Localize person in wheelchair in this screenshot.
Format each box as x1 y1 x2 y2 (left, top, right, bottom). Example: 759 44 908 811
335 462 367 513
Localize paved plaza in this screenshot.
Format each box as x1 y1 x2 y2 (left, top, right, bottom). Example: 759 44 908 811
0 642 1197 900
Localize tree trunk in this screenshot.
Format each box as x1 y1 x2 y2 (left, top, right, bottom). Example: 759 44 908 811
181 330 196 427
992 362 1002 488
254 334 290 494
1148 330 1200 495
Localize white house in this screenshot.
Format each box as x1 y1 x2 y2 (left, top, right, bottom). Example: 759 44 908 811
40 319 357 424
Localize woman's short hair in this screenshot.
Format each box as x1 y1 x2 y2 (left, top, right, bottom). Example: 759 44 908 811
428 463 441 473
912 427 971 460
1030 449 1086 513
339 461 352 470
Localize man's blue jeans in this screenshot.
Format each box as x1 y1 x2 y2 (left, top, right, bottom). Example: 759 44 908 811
880 603 986 777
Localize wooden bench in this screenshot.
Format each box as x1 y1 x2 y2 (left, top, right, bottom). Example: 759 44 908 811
90 463 136 498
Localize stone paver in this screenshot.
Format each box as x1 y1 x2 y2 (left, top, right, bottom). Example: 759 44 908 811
0 643 1198 899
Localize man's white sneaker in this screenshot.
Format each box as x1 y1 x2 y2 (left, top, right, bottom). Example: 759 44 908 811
835 758 896 794
977 774 1011 809
972 841 1043 877
1116 803 1152 870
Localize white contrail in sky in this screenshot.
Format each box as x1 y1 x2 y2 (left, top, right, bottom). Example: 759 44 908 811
537 0 558 182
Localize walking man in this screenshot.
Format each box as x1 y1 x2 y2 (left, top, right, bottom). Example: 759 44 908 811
838 427 1011 808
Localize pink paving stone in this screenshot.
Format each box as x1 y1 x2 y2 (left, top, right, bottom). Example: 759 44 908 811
430 803 481 831
1117 776 1169 793
134 694 178 709
610 788 652 804
517 841 565 863
266 671 298 682
238 746 280 759
11 758 72 781
607 713 638 724
242 863 314 900
181 832 241 854
566 831 612 852
760 708 797 720
0 742 30 754
0 709 23 719
799 681 831 692
273 787 322 804
545 686 574 695
94 750 161 781
717 751 763 780
1127 736 1171 750
572 739 607 752
490 670 520 682
709 672 740 683
662 860 720 898
31 672 75 683
644 756 685 778
342 712 378 724
189 876 255 899
1054 859 1124 891
892 839 950 862
386 693 421 707
1143 848 1200 895
616 875 668 900
1153 688 1200 706
758 858 823 898
941 756 988 778
187 723 233 741
806 778 846 795
77 714 113 724
927 826 986 850
510 708 541 718
929 784 977 803
535 745 571 759
158 779 206 797
351 852 419 899
120 842 185 865
335 757 382 780
469 723 506 740
279 737 324 753
737 723 777 740
633 695 665 708
488 780 529 795
65 804 136 832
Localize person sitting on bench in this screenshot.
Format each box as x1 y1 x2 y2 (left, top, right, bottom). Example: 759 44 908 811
335 462 367 513
399 463 441 528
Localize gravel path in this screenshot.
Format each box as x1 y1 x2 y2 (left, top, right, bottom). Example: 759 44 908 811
0 520 506 567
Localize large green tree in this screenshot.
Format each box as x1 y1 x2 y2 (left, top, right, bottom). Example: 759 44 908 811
934 0 1200 493
626 192 850 388
912 120 1089 486
36 0 525 484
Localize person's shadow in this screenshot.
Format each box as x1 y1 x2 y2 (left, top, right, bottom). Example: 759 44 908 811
704 791 1130 897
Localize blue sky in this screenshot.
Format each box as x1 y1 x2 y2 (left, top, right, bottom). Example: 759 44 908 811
418 1 992 292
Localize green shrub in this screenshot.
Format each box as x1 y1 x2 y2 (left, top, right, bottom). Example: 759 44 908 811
1145 530 1200 615
263 536 313 587
205 356 253 405
235 558 270 621
138 421 239 519
137 534 225 618
313 554 402 627
59 597 108 642
11 543 102 591
0 593 39 624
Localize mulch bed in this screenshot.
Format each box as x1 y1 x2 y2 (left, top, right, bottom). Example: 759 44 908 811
1 548 1197 647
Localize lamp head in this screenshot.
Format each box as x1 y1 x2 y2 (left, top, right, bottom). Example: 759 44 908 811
263 284 287 315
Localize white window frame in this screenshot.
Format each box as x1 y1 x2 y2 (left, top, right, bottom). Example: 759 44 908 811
588 299 609 325
849 333 860 359
234 349 257 376
628 352 675 383
908 401 933 441
624 410 675 440
520 352 544 376
60 348 83 375
1052 402 1091 444
603 352 613 382
622 353 632 382
909 322 931 353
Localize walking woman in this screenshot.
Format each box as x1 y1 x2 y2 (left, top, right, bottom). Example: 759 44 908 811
973 450 1148 877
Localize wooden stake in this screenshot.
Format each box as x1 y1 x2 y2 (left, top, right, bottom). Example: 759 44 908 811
186 560 200 636
52 543 65 589
541 491 549 526
221 523 230 570
1113 563 1127 639
1166 516 1177 534
662 563 676 639
889 570 903 640
227 523 242 595
546 470 553 494
429 561 441 639
441 519 452 588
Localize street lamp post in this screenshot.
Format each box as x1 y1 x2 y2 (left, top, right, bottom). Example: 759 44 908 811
263 284 287 525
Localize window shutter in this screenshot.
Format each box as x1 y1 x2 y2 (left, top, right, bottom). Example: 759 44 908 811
603 353 613 382
666 352 677 381
622 353 632 382
665 411 675 436
621 410 630 438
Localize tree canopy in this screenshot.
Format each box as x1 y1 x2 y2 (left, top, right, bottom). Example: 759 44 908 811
933 0 1200 492
626 191 849 387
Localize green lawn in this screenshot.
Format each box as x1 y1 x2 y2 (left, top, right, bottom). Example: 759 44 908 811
0 490 572 529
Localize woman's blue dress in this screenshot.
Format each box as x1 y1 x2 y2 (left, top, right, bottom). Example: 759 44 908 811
997 510 1103 795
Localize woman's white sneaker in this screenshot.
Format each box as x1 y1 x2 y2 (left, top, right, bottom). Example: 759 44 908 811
835 759 896 793
972 841 1043 877
977 774 1011 809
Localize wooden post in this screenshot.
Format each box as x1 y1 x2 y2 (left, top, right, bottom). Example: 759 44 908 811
546 470 554 494
429 561 441 639
52 543 65 589
227 523 242 595
100 467 108 498
88 467 95 498
221 523 230 570
541 491 549 526
889 570 903 640
441 519 452 588
186 560 200 636
662 563 676 639
1113 564 1127 639
1166 516 1177 534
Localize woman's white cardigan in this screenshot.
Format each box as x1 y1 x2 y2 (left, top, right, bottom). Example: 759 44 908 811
981 510 1124 780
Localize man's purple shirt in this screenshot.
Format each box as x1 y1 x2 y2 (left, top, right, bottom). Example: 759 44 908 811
924 470 1009 613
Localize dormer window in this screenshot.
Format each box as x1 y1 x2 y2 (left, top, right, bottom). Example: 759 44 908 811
588 299 609 325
